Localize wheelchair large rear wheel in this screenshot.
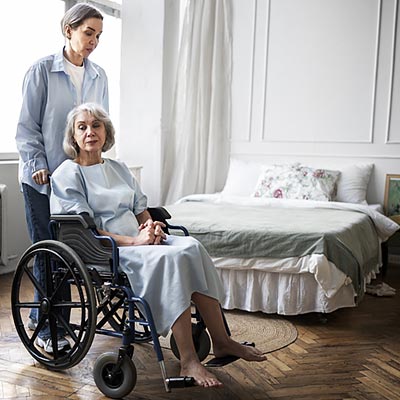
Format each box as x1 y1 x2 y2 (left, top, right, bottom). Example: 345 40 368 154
11 240 97 370
93 352 137 399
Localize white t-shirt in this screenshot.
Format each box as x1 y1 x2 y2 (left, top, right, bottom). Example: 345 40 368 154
64 57 85 103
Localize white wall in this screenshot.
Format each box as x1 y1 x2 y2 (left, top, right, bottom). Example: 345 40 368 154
119 0 182 205
0 161 30 273
230 0 400 204
119 0 181 206
119 0 400 205
119 0 163 205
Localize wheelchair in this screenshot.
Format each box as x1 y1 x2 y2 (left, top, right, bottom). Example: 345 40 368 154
11 208 237 398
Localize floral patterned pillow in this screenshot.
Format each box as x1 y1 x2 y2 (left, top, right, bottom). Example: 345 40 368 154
253 164 340 201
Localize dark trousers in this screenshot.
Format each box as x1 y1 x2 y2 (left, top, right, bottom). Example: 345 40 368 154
22 183 69 339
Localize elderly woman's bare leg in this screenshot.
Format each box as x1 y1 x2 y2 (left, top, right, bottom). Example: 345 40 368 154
171 307 223 388
191 293 267 362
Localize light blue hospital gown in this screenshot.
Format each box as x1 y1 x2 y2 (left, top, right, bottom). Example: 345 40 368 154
50 158 224 336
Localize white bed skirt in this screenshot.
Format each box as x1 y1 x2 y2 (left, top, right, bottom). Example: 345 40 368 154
216 267 356 315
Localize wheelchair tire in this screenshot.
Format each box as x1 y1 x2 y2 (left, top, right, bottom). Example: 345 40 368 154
93 352 137 399
11 240 97 370
170 323 211 362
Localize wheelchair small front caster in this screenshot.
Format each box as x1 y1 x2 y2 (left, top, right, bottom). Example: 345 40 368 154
93 352 137 399
170 322 211 362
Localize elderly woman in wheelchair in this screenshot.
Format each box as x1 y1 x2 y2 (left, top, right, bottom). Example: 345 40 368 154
11 102 265 398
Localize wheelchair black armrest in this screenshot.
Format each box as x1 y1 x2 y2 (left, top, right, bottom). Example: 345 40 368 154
50 213 96 229
147 207 189 236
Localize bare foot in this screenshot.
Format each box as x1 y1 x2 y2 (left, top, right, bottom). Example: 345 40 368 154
181 359 223 388
213 338 267 362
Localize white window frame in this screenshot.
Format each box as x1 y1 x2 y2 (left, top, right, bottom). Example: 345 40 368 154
63 0 121 18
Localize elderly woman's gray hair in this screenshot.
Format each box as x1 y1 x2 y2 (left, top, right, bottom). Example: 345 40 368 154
61 3 103 37
63 103 115 159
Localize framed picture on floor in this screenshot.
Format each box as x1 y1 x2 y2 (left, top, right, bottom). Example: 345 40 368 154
384 174 400 224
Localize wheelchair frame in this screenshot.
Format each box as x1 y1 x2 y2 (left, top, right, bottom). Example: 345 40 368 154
11 208 220 398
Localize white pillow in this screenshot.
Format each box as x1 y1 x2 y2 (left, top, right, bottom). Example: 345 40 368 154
335 164 373 204
222 159 264 196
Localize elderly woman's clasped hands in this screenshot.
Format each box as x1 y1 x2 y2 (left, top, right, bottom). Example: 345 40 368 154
138 220 167 245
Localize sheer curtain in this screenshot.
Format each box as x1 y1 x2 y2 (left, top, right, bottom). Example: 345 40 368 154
161 0 232 204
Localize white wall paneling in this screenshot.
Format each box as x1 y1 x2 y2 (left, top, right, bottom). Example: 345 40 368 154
230 0 400 204
387 0 400 142
264 0 380 144
232 0 382 145
231 0 257 142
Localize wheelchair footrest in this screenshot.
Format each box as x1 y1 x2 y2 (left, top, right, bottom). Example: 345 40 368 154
204 341 255 368
166 376 196 388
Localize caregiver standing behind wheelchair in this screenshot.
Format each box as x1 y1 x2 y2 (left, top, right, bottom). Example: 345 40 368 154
50 103 266 388
15 3 109 354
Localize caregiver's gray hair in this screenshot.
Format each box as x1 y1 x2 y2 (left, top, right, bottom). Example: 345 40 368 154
63 103 115 159
61 3 103 37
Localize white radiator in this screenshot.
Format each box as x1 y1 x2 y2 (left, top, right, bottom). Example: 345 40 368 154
0 184 7 266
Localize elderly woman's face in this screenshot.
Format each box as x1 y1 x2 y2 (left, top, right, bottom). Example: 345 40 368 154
73 111 106 154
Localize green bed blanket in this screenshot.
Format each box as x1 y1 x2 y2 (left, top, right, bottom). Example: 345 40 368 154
167 202 379 298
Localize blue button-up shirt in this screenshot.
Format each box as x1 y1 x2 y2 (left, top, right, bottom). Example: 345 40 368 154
16 48 109 195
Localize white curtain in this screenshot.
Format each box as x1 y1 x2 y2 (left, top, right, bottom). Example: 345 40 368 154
161 0 232 204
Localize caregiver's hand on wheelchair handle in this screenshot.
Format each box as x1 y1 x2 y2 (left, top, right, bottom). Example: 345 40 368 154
32 169 50 185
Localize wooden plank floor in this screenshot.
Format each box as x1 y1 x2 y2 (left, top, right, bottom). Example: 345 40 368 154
0 265 399 400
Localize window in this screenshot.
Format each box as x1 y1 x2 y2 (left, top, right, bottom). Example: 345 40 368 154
0 0 121 157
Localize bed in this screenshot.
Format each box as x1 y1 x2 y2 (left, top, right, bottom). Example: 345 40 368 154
165 160 399 315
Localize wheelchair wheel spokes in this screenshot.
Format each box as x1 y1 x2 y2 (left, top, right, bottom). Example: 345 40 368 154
11 240 97 370
22 262 46 300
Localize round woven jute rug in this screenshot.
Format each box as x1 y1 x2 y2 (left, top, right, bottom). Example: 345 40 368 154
160 309 297 354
